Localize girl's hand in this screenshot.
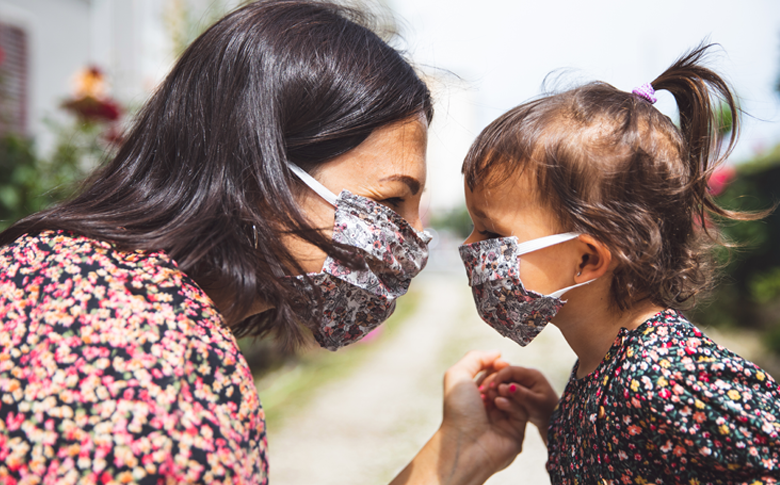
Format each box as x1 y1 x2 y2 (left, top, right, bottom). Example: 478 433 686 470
480 366 559 446
390 350 528 485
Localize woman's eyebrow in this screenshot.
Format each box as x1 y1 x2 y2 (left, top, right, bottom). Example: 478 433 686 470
380 175 420 195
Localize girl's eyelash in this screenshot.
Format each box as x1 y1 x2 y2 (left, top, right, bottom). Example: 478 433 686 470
478 229 501 238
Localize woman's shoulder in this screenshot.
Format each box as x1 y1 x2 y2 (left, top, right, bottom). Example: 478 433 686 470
0 230 268 482
0 229 245 379
1 229 225 328
0 228 250 386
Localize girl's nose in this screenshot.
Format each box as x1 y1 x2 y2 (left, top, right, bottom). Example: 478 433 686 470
463 230 479 245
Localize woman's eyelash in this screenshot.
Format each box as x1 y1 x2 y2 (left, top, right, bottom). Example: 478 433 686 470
478 229 501 238
380 197 404 207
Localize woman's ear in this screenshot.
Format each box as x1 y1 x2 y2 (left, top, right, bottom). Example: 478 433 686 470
574 234 612 283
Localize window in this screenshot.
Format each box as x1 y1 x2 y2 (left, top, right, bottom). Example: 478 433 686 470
0 23 28 135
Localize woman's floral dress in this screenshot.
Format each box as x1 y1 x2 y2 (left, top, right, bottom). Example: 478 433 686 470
0 231 268 484
547 309 780 485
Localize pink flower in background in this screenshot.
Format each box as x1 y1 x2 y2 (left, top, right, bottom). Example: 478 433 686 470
61 65 123 125
360 325 384 344
62 96 121 122
708 166 736 196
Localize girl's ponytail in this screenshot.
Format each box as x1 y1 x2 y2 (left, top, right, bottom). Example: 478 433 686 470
650 43 746 225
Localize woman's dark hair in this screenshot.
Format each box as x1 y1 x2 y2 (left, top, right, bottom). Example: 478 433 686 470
462 43 763 312
0 0 433 345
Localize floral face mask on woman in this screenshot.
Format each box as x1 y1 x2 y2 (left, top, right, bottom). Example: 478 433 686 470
459 233 593 346
286 164 431 351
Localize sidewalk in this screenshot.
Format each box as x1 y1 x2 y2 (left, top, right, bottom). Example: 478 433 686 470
264 271 577 485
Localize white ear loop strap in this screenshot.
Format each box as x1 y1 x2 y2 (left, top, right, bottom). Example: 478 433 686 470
288 163 339 207
513 232 593 299
514 232 579 256
549 279 595 299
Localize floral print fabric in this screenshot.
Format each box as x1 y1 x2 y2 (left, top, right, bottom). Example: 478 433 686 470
290 190 430 351
459 237 563 346
0 231 268 484
547 309 780 484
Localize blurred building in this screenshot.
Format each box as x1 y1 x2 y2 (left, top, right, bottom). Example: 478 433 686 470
0 0 191 152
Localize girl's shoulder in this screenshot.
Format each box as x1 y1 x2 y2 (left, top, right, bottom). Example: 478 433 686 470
620 308 775 386
625 309 738 362
609 310 780 480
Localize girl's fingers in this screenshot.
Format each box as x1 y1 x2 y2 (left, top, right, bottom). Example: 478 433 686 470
497 382 521 397
494 396 529 423
497 382 542 406
493 366 547 388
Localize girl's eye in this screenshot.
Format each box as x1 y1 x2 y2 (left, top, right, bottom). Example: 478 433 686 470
478 229 501 239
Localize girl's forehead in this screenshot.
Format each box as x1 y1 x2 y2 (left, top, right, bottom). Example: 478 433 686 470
466 168 539 212
466 168 562 237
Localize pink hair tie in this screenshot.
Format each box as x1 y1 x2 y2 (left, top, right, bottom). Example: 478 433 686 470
632 83 657 104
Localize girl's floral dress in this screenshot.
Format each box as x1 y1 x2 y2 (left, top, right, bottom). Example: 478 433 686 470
0 231 268 484
548 309 780 485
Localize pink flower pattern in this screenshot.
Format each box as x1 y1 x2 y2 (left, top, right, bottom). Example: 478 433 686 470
0 231 268 484
548 309 780 484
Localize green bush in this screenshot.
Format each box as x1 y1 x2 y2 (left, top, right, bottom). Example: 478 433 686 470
0 135 47 229
430 204 473 239
0 120 116 231
690 146 780 339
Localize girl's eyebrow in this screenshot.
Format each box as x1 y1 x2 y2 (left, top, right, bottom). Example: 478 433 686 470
471 208 489 220
379 175 420 195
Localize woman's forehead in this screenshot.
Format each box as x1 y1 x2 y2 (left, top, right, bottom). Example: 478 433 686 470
331 118 428 182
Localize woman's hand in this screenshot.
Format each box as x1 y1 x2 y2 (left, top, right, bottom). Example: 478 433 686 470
390 350 528 485
481 366 559 446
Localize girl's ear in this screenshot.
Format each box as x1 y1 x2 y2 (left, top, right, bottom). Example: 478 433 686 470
574 234 612 283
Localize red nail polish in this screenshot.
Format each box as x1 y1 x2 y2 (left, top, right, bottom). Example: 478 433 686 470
509 384 517 393
478 385 484 392
489 382 496 389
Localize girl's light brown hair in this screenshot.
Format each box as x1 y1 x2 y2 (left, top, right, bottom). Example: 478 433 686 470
463 43 761 311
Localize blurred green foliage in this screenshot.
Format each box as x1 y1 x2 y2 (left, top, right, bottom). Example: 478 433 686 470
690 146 780 353
0 136 42 225
0 120 114 231
430 204 473 239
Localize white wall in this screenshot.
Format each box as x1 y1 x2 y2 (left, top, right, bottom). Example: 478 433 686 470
0 0 91 149
423 75 477 213
0 0 177 154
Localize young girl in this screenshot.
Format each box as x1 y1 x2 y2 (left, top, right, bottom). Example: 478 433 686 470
460 44 780 484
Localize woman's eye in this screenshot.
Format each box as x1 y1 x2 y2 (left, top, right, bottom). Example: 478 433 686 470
379 197 404 208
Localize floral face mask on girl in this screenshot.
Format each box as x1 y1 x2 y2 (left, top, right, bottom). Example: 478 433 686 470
459 233 593 346
286 164 431 351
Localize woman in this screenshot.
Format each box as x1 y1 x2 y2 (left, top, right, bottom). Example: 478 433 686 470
0 1 526 483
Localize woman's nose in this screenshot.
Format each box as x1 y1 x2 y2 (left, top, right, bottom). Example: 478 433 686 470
408 213 424 232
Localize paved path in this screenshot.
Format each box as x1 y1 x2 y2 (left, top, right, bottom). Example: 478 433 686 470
264 271 578 484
